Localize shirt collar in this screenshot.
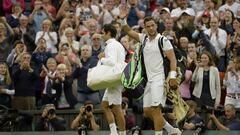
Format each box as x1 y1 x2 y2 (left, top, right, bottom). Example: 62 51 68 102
106 38 116 44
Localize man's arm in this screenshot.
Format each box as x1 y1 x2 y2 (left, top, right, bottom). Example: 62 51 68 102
89 117 100 131
210 114 230 131
119 7 140 42
165 49 177 73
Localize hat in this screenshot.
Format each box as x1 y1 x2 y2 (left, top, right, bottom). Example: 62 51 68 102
202 11 211 17
161 7 170 13
180 9 195 16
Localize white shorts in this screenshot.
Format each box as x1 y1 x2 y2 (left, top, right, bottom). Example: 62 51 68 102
102 85 123 105
143 79 166 108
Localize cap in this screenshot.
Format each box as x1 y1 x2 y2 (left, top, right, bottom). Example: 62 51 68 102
161 7 170 13
202 11 211 17
180 9 195 16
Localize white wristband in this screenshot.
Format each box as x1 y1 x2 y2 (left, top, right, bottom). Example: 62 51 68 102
169 71 177 79
120 19 127 26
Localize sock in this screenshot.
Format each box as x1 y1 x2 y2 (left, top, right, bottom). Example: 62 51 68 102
155 131 163 135
163 121 174 132
119 131 126 135
109 123 118 135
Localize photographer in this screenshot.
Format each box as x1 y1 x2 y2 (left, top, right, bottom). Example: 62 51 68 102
36 104 66 131
207 104 240 131
183 100 204 130
71 101 100 131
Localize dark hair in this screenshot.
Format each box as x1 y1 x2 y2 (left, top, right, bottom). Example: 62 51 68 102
143 16 157 25
200 51 215 66
103 24 117 38
111 20 121 27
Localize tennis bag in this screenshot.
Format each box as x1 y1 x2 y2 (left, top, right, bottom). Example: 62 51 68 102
121 37 147 100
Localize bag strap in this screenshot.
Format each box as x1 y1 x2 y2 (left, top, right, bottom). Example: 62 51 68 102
158 36 165 59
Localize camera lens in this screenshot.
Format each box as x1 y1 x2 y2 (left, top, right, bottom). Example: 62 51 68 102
48 108 55 115
85 106 92 112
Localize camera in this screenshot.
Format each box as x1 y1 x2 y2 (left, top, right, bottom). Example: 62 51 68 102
48 108 55 116
85 106 92 112
122 102 126 109
78 124 87 135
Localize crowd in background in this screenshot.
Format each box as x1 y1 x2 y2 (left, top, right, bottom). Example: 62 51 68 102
0 0 240 132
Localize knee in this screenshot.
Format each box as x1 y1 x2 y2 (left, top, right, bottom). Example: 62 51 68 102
101 101 109 110
143 107 151 118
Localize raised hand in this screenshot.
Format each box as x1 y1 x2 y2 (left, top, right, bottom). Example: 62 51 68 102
119 5 129 19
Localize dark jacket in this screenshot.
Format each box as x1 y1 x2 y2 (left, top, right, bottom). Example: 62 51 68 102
52 76 78 108
72 57 98 93
36 116 66 131
12 64 38 97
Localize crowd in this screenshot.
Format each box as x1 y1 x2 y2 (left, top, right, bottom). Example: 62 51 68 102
0 0 240 133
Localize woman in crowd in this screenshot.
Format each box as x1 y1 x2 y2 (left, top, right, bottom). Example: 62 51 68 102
35 19 58 54
61 27 80 55
192 51 221 108
55 42 77 73
223 57 240 109
6 3 23 28
52 63 77 109
40 58 57 106
0 62 14 107
0 18 15 62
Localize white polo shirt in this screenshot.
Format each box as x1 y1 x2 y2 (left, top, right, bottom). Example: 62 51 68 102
139 33 173 81
100 38 125 66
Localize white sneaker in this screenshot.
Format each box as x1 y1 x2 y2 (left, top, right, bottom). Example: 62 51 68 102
168 128 182 135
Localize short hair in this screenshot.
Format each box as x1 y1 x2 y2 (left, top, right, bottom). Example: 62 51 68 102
57 63 67 70
225 104 236 111
186 100 197 112
143 16 157 25
102 24 117 38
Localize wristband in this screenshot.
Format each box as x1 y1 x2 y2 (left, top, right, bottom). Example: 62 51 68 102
169 71 177 79
120 19 127 26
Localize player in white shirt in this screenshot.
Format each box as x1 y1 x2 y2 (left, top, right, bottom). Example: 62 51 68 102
100 24 126 135
119 7 181 135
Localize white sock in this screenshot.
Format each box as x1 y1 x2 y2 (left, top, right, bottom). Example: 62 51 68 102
163 121 174 132
109 123 118 135
119 131 126 135
155 131 163 135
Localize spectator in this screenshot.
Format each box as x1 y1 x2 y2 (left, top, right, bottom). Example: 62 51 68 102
183 100 204 130
6 3 23 28
72 45 100 108
0 62 14 108
3 0 25 16
207 104 240 130
29 0 54 33
14 15 36 53
0 17 15 62
42 0 57 20
91 33 104 59
12 52 38 110
127 0 146 27
79 18 99 46
52 63 77 109
195 0 218 19
40 58 57 106
219 9 235 35
98 0 120 26
204 17 227 72
195 10 211 30
171 0 195 21
152 7 171 34
61 27 80 55
76 0 99 22
120 36 134 63
187 42 198 72
6 40 27 68
218 0 240 18
192 51 221 108
71 100 100 131
55 42 77 72
35 19 58 54
162 17 178 45
223 57 240 108
36 104 66 131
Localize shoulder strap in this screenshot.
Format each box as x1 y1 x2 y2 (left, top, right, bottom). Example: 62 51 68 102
140 36 148 54
158 36 165 59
